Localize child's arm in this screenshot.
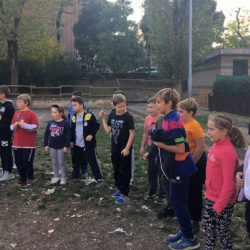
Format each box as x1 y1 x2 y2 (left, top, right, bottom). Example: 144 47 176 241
86 113 100 141
192 138 205 164
99 108 111 134
121 129 135 156
43 122 50 149
153 141 185 154
64 121 71 149
140 129 148 156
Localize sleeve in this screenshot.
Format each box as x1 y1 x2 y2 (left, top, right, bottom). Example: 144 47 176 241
213 152 238 214
0 104 15 130
23 111 39 131
43 122 50 147
191 122 204 140
168 119 185 144
64 121 71 148
128 114 135 130
10 112 17 131
107 113 112 127
89 113 100 136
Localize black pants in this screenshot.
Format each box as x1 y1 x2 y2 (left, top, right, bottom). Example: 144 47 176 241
188 152 207 222
72 145 103 180
71 148 87 174
111 151 131 196
14 148 35 182
0 140 13 173
203 199 234 250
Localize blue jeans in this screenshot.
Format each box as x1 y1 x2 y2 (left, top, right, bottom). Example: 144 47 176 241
170 169 193 239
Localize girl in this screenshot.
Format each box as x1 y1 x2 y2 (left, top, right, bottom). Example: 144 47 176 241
204 114 245 249
44 105 71 185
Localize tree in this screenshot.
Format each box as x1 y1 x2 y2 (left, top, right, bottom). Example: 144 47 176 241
223 8 250 48
142 0 224 96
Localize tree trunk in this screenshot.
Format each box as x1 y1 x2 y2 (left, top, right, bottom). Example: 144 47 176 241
8 40 19 85
175 78 188 99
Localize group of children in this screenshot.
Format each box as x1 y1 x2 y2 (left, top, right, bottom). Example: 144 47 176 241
0 85 250 249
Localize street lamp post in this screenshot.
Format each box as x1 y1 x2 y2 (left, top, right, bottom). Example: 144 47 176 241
188 0 192 98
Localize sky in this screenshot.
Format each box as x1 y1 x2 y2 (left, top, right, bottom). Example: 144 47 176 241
128 0 250 23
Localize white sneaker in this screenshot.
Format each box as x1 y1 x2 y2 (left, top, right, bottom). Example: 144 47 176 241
0 171 15 181
60 178 67 185
50 177 60 184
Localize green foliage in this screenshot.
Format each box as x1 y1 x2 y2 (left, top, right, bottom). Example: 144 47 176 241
213 78 250 97
142 0 225 95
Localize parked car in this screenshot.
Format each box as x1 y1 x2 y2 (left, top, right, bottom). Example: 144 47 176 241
128 66 158 74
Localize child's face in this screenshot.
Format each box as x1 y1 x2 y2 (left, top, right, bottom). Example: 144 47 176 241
16 100 28 110
207 120 227 143
177 107 193 123
147 102 158 116
155 96 171 115
115 101 126 115
72 101 83 113
51 107 62 121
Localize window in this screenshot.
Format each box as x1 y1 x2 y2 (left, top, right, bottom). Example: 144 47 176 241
233 60 248 76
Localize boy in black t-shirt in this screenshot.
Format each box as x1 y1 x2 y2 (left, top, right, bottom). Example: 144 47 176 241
99 94 135 204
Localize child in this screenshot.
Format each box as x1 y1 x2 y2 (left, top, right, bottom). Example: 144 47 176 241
204 114 245 249
177 98 207 233
70 97 103 186
68 91 89 178
140 97 164 202
154 88 199 250
99 93 135 204
44 105 71 185
0 85 15 181
10 94 39 185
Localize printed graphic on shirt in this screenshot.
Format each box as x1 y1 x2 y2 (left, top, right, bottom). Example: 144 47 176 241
49 123 64 137
0 107 5 113
208 154 216 163
111 119 124 144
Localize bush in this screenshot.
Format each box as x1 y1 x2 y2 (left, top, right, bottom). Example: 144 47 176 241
213 78 250 97
0 60 10 83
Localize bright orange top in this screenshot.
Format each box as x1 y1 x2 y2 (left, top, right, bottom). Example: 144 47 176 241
184 119 204 155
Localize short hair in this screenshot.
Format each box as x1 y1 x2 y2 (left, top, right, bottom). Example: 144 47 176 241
72 91 82 97
177 98 199 116
17 94 31 106
113 90 125 96
156 88 180 109
112 94 126 106
71 96 84 104
147 97 156 104
0 85 10 98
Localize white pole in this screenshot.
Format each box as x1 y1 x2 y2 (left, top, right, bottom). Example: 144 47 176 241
188 0 192 98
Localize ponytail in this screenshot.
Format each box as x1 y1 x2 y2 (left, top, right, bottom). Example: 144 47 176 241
208 114 246 148
51 104 67 120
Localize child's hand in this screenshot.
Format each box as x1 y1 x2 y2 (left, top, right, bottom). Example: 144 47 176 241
44 146 49 152
70 142 74 148
143 152 149 160
140 147 144 156
236 172 244 187
99 106 106 119
14 122 18 129
121 148 129 156
18 120 24 128
85 135 93 142
63 147 68 153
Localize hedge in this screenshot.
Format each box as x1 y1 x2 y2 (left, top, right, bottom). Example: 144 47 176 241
213 78 250 97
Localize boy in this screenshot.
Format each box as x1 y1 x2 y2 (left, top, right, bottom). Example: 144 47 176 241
70 97 103 186
0 85 15 181
140 97 165 202
177 98 206 233
154 88 199 250
99 94 135 204
68 91 89 178
10 94 39 185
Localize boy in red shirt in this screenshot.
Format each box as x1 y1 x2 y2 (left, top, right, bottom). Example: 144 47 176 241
11 94 39 185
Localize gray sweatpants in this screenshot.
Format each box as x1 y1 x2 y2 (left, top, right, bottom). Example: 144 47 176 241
50 148 67 178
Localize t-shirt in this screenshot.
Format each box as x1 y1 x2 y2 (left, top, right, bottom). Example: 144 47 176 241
44 120 71 149
144 115 158 146
75 113 85 148
107 111 134 153
184 119 204 155
205 138 238 213
11 109 39 148
162 110 189 161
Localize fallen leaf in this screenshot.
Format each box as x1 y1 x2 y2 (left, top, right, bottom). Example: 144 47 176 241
54 218 60 221
10 243 17 248
71 214 76 218
126 243 133 246
76 213 82 218
74 193 80 197
48 229 54 234
116 208 121 212
33 221 37 224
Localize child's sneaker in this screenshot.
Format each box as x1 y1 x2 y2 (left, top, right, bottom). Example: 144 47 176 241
50 177 60 185
169 236 200 250
145 194 156 201
111 190 121 198
95 179 103 188
27 179 34 186
81 172 88 178
154 196 166 204
60 178 67 185
0 171 15 181
165 232 182 243
115 194 129 204
84 177 95 185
